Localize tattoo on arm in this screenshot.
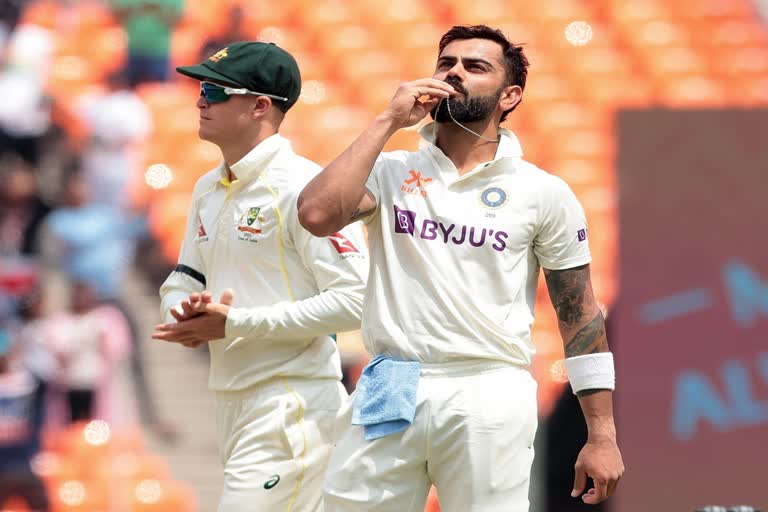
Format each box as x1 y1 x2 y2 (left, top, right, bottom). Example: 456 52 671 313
544 264 608 357
349 191 377 222
565 313 606 357
544 264 589 328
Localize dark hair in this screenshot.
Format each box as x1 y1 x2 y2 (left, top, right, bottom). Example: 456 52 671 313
438 24 529 120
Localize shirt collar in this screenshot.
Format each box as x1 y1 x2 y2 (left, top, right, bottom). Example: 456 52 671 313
417 121 524 162
218 133 291 184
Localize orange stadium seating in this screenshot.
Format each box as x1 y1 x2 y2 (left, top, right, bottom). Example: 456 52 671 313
0 422 196 512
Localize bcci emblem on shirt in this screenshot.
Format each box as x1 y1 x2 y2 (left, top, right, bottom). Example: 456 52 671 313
480 187 508 209
237 206 262 242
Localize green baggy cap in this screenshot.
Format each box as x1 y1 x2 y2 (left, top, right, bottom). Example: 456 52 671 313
177 41 301 112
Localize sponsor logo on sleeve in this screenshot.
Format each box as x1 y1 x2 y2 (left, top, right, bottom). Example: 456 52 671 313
328 232 360 257
196 214 209 242
578 228 587 242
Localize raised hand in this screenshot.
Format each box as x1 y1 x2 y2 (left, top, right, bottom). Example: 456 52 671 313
379 79 455 130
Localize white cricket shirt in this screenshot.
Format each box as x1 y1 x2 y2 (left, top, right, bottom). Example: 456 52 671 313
160 134 368 391
362 122 591 366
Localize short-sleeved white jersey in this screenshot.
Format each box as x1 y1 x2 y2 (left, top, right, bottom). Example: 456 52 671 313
362 123 591 366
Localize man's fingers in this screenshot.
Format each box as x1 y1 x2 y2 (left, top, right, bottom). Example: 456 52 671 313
571 466 587 497
583 479 608 504
170 307 185 322
408 78 457 94
201 291 213 303
152 322 191 340
421 97 442 109
153 331 201 344
607 477 619 497
180 300 195 316
220 288 234 306
411 86 452 101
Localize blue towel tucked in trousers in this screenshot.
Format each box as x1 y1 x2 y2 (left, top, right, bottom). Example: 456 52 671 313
352 355 422 440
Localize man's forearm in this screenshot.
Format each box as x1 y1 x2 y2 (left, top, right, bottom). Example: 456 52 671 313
544 265 617 437
225 287 364 341
544 264 609 356
560 307 616 435
298 115 396 236
577 389 616 439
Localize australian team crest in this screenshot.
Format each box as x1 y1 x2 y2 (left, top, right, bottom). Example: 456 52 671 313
480 187 508 209
237 206 263 241
246 207 260 226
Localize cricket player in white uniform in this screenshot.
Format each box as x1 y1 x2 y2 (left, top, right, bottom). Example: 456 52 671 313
298 25 624 511
152 42 368 512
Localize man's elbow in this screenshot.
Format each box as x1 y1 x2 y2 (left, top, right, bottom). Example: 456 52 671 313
297 200 341 238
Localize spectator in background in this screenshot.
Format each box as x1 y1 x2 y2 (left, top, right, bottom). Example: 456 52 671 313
198 4 246 61
0 60 53 166
44 163 144 300
48 281 128 422
76 69 152 208
14 279 57 427
0 0 28 51
0 153 50 257
43 166 176 438
111 0 185 88
0 322 50 511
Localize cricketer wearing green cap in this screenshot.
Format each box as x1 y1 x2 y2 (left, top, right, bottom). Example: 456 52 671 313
156 41 368 512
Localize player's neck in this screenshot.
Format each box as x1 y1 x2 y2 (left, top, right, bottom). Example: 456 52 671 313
219 128 279 180
435 122 499 176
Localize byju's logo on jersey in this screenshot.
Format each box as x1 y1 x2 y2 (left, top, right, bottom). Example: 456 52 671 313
577 228 588 242
394 206 416 235
393 205 509 252
401 170 432 197
480 187 508 209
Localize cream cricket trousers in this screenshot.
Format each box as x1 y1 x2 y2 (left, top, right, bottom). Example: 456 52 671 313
216 377 347 512
323 361 538 512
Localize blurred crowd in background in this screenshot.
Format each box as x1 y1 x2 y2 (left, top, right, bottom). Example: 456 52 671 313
0 0 766 511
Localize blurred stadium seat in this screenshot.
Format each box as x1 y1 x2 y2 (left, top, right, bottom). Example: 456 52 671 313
33 421 193 512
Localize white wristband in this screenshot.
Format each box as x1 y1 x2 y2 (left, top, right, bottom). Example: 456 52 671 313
564 352 615 394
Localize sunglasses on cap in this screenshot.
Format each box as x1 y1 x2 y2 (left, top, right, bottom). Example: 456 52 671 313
200 81 289 104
